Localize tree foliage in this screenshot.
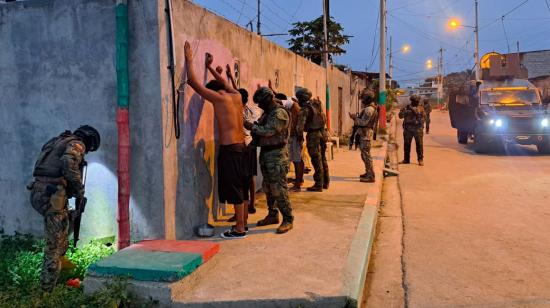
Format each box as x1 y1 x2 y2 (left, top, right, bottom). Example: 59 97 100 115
288 16 351 65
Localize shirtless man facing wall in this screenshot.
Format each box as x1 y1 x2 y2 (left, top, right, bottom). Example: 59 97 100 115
184 41 247 238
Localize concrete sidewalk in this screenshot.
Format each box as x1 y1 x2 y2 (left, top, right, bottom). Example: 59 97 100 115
86 139 389 307
161 140 388 307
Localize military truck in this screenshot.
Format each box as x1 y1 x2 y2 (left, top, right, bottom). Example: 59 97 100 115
448 52 550 154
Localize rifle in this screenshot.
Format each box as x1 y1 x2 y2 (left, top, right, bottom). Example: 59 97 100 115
73 161 88 247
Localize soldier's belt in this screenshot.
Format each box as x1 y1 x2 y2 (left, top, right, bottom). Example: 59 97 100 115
260 143 286 151
34 176 67 187
307 128 323 132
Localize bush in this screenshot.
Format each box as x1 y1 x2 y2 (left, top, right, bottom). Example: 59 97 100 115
0 233 153 307
66 240 116 279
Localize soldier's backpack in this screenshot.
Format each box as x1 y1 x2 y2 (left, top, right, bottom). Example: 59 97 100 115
33 131 78 178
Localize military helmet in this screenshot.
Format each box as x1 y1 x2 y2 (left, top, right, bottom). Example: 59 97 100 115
74 125 101 152
361 89 375 104
253 87 274 104
295 87 312 103
410 94 421 103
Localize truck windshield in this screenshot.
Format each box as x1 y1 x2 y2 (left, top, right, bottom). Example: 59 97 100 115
481 89 540 105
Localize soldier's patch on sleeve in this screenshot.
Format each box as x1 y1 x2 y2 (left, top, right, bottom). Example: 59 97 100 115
275 109 289 121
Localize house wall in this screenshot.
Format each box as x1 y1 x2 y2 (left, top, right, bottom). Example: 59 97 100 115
0 0 165 243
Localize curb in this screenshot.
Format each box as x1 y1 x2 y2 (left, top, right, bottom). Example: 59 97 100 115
342 138 389 307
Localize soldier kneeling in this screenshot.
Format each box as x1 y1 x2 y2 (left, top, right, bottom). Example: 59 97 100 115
28 125 100 292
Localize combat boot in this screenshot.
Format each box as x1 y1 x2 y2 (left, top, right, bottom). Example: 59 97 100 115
418 160 424 166
306 185 323 192
323 182 329 190
276 221 293 234
400 160 410 164
257 215 279 226
290 183 301 192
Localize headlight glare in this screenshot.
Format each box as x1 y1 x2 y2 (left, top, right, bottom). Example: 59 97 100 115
495 119 503 127
542 118 549 127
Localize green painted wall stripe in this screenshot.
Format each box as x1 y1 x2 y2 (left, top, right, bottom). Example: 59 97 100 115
116 3 129 108
325 85 330 109
378 91 386 106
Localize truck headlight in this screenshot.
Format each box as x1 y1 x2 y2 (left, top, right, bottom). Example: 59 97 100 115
495 119 503 127
542 118 549 127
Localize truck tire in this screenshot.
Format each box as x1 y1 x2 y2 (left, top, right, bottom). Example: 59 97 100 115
457 130 469 144
537 141 550 154
474 135 488 153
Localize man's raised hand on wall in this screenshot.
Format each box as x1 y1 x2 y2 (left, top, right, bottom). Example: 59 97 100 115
225 64 232 79
205 52 214 68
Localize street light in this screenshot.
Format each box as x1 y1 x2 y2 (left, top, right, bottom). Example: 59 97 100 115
448 19 460 29
426 59 433 70
447 0 480 80
402 44 411 54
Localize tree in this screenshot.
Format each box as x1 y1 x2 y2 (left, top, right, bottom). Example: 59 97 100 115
288 16 351 65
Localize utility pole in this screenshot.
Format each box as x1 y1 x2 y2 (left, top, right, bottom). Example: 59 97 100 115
323 0 331 130
379 0 387 129
257 0 261 35
389 36 393 80
474 0 480 80
438 47 444 108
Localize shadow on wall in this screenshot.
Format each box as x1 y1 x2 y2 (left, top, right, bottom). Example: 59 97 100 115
175 91 215 239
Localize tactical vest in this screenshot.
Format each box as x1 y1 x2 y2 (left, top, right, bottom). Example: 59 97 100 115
304 101 325 131
258 106 289 147
33 131 78 178
403 106 424 130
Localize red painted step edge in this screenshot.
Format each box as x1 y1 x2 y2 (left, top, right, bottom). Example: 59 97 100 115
128 240 220 262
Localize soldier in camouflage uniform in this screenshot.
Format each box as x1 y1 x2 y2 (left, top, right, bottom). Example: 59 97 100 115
29 125 100 292
350 90 378 182
399 95 425 166
245 87 293 234
423 98 432 134
295 88 330 192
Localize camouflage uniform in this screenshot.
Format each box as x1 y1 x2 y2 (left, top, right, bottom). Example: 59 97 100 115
296 98 329 190
399 97 425 163
423 99 432 133
251 96 293 224
29 131 86 292
355 101 378 181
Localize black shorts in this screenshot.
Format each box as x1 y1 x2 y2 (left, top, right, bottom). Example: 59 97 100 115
218 143 246 204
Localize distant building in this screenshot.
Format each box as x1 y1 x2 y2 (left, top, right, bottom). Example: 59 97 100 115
504 49 550 98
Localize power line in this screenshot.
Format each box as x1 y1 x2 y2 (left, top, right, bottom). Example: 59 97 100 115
367 0 380 71
480 0 529 29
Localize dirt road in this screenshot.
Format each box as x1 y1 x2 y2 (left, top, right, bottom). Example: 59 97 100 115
366 106 550 308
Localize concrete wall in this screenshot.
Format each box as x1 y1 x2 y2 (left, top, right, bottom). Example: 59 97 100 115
0 0 165 243
158 1 334 238
0 0 364 241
